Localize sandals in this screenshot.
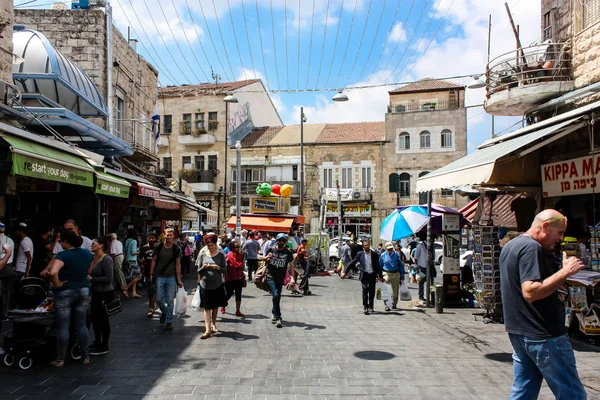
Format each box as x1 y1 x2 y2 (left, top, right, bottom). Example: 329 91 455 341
210 324 219 333
82 357 90 365
220 307 226 314
146 309 154 318
235 311 245 317
200 332 211 339
122 290 129 298
49 360 64 367
132 294 142 298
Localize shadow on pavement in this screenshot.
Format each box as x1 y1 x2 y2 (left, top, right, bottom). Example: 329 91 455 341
282 320 326 330
215 330 259 341
484 352 513 363
354 350 395 360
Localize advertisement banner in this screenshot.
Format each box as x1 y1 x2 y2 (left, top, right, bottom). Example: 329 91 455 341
250 196 280 213
138 183 160 198
96 177 130 198
542 156 600 197
11 153 93 187
325 203 371 217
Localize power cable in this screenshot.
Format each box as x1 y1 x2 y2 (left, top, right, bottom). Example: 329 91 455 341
343 0 374 87
324 0 345 88
254 0 270 88
366 0 404 79
269 0 282 91
240 0 258 80
297 0 302 90
165 0 210 82
211 0 237 80
227 0 248 80
304 0 316 89
284 0 290 90
197 0 231 81
183 0 214 76
314 0 331 89
333 0 360 88
355 0 390 83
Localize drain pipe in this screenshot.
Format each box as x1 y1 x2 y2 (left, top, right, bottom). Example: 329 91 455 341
106 1 114 136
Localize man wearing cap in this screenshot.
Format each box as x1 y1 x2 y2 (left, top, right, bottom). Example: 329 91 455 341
379 242 405 311
13 223 33 280
0 222 14 321
262 233 295 327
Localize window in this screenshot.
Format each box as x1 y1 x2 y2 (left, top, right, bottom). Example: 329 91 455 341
115 94 125 138
252 169 263 182
292 164 298 181
341 167 353 189
195 156 204 171
208 111 218 130
394 104 406 113
323 168 333 189
542 11 552 41
208 155 217 171
399 173 410 197
399 132 410 150
163 115 172 134
441 129 452 148
441 188 454 197
182 156 191 169
361 166 372 189
162 157 172 177
208 111 217 121
182 113 191 134
580 0 600 32
420 131 431 149
244 169 252 182
195 113 205 130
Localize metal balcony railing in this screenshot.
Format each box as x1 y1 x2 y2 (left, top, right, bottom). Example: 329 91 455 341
179 169 216 184
387 100 464 114
114 120 157 157
486 42 572 98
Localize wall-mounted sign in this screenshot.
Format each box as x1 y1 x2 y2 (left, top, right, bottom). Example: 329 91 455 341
197 200 212 209
542 156 600 197
323 189 354 201
12 153 93 187
249 196 291 213
138 183 160 198
325 203 371 217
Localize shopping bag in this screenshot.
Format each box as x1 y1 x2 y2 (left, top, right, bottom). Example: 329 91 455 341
376 282 391 302
283 269 291 286
191 286 201 310
174 285 188 316
400 282 412 301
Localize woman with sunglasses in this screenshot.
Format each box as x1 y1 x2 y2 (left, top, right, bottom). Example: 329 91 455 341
196 233 227 339
88 236 114 356
223 241 245 317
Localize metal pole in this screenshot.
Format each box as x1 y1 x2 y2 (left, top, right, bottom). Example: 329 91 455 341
337 180 343 259
216 187 222 234
235 141 242 244
106 1 114 136
426 190 434 308
224 103 228 231
299 107 304 216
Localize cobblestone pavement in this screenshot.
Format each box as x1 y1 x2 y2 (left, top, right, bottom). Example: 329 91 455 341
1 274 600 400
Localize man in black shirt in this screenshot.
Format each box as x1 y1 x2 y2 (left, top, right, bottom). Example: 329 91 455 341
263 233 295 328
139 232 157 318
500 209 586 399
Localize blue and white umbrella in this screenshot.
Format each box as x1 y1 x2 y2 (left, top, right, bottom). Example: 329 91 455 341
380 206 431 242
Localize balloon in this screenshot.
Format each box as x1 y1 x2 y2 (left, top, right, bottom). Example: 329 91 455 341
271 184 281 195
256 183 272 196
280 184 293 197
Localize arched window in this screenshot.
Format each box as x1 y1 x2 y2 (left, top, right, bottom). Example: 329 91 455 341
441 129 452 148
399 173 411 197
395 104 406 113
420 130 431 148
399 132 410 150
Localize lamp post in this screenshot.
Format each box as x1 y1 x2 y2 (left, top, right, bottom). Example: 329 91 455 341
223 93 238 234
299 107 306 216
235 140 242 244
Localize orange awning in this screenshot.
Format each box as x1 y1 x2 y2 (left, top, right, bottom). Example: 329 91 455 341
227 215 294 233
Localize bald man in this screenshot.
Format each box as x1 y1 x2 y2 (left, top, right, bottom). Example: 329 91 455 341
499 209 586 400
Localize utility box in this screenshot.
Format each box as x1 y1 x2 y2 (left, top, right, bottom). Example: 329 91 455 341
442 214 462 306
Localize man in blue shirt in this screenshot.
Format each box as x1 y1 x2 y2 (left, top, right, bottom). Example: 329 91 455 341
379 242 405 311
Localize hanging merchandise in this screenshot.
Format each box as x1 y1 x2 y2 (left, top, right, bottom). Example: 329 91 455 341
472 223 503 323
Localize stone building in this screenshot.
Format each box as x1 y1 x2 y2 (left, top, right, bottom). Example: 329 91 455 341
0 1 12 83
156 80 283 225
15 8 160 164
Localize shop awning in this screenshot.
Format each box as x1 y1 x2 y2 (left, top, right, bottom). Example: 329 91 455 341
154 198 180 210
416 118 584 192
95 171 130 198
227 215 294 233
137 182 161 198
2 133 94 187
459 198 479 222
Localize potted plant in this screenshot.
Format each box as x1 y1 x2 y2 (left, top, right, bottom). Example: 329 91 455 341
208 120 218 131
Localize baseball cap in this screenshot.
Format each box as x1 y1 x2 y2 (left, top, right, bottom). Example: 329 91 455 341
276 233 288 240
385 242 394 250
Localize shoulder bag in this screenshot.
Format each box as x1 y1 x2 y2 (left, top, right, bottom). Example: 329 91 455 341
103 291 123 316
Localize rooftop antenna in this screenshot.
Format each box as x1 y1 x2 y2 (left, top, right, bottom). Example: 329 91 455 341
212 69 221 94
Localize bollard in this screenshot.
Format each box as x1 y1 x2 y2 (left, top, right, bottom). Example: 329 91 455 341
434 285 444 314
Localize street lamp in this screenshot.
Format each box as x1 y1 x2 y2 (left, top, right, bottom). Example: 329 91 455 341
235 140 242 244
332 91 349 102
467 75 486 89
223 93 239 233
299 107 306 216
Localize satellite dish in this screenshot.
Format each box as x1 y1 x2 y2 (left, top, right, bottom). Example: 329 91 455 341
52 2 68 9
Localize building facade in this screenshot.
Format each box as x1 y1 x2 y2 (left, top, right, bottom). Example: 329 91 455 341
0 1 12 83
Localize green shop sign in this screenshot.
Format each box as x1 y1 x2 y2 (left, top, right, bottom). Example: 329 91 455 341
95 175 130 198
12 153 93 187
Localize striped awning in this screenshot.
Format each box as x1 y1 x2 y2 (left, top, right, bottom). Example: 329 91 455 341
461 193 526 228
459 198 480 222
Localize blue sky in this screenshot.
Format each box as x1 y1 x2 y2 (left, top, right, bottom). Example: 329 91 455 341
16 0 542 151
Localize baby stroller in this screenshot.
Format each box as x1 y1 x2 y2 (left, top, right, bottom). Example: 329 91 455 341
3 278 83 370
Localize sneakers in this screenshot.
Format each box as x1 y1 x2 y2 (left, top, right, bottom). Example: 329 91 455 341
275 319 283 328
385 306 391 312
90 347 109 356
392 305 398 310
166 323 173 331
220 307 226 314
364 308 370 315
88 343 100 352
368 307 374 313
160 313 166 324
271 314 277 323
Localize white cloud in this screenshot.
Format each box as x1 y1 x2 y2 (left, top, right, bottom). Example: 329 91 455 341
389 22 406 43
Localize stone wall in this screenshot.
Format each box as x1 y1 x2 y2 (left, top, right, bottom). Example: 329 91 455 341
0 1 13 83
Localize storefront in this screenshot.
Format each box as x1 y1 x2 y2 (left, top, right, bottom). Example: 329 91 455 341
226 195 304 233
324 203 372 239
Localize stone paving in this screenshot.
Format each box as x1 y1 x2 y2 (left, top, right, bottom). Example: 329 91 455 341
1 274 600 400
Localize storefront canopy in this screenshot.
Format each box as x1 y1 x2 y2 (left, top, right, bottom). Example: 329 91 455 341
227 215 295 233
154 198 180 210
95 171 130 199
2 133 94 187
416 117 584 192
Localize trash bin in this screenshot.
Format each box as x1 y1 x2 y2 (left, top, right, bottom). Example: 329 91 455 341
433 285 443 314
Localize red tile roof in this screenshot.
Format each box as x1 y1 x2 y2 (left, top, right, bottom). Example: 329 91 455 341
389 78 464 94
315 122 386 143
159 80 260 98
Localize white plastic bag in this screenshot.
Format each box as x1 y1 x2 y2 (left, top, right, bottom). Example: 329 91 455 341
400 282 412 301
191 286 201 310
174 285 188 316
376 282 391 302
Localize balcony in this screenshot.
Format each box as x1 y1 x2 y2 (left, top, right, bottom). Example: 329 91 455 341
114 120 158 162
395 194 457 208
387 100 464 114
180 169 216 193
178 122 216 145
485 42 573 116
230 180 300 196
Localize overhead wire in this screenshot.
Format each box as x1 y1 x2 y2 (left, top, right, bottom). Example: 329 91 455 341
240 0 258 80
163 0 209 82
269 0 282 91
343 0 374 87
254 0 270 88
366 0 404 79
227 0 248 80
314 0 331 89
332 0 360 88
183 0 217 78
297 0 301 90
355 0 389 83
197 0 232 81
304 0 316 89
284 0 290 90
211 0 237 80
324 0 346 88
140 0 197 83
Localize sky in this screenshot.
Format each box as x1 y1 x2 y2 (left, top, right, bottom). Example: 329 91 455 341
15 0 542 152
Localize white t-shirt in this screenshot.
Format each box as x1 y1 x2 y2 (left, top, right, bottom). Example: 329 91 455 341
16 236 34 273
0 234 15 264
110 239 123 256
53 235 92 254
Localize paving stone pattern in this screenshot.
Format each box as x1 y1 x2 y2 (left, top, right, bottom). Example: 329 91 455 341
1 275 600 400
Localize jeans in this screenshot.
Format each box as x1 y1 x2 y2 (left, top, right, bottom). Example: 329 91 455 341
417 268 434 301
247 259 258 282
54 287 90 362
90 291 113 348
509 333 587 400
156 276 177 323
266 277 283 320
361 272 377 309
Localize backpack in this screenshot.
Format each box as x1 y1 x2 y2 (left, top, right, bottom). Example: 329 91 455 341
183 242 193 257
253 262 269 292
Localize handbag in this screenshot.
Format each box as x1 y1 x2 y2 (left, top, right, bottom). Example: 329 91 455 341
103 292 123 316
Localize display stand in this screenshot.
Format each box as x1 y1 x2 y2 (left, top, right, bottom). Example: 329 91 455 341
471 221 503 323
